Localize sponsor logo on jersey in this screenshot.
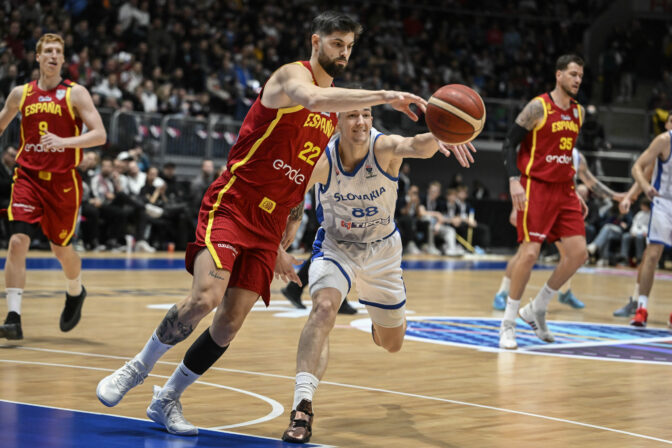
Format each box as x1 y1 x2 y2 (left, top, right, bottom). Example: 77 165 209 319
23 143 65 153
340 216 391 230
24 102 63 117
546 154 572 165
573 108 578 118
334 186 386 202
38 96 53 102
303 113 335 138
273 159 305 185
365 164 376 179
25 84 35 96
56 89 66 100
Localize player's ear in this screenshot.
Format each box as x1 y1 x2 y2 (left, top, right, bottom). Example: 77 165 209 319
311 34 321 52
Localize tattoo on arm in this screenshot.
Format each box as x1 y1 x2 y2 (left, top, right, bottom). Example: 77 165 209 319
156 305 194 345
289 200 304 221
514 99 544 130
208 270 227 280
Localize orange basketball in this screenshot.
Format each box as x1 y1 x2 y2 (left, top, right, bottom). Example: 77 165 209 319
426 84 486 144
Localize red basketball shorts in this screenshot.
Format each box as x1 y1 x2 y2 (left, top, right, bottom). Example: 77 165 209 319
185 173 291 305
516 176 585 244
8 166 82 246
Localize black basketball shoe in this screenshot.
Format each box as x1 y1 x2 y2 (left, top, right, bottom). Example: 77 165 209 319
60 285 87 332
0 311 23 340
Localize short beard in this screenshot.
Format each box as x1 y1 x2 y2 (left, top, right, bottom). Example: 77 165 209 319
561 83 577 98
318 51 347 78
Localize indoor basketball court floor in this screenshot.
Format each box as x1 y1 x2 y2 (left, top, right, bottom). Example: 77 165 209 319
1 252 671 447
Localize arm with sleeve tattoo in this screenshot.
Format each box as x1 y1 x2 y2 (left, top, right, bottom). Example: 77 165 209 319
576 155 620 200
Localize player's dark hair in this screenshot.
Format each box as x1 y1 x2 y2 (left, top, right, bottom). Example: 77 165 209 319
311 11 363 39
556 54 584 71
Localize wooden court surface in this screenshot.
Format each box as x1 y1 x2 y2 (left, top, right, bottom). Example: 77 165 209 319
1 251 672 447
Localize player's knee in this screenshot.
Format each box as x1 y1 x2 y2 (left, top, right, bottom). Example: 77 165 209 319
310 298 338 326
7 234 30 253
186 291 219 318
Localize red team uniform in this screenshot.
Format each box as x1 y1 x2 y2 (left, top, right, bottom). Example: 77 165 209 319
187 61 337 304
516 93 583 243
9 80 84 246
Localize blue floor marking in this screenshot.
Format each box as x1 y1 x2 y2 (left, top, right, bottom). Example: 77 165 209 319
1 256 556 272
0 400 318 448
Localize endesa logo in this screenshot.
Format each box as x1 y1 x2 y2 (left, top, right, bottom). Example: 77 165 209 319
23 143 65 153
273 159 305 185
546 154 572 164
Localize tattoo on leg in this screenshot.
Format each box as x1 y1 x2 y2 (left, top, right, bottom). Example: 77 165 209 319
156 305 194 345
209 270 227 281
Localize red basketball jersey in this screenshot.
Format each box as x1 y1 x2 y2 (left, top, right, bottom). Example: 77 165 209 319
517 93 582 183
16 79 84 173
225 61 337 210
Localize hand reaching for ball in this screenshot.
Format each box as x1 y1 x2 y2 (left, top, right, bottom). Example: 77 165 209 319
437 140 477 168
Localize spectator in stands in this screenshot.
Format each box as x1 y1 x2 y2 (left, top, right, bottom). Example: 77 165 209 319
618 198 650 266
0 146 17 247
190 159 216 218
396 184 423 254
587 203 632 266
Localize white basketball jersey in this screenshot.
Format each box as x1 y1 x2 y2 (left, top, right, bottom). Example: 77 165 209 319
315 127 398 243
652 131 672 201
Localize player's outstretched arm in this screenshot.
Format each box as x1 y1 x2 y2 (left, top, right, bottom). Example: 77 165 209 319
0 86 23 136
380 133 476 167
40 84 107 150
632 132 670 200
262 63 426 120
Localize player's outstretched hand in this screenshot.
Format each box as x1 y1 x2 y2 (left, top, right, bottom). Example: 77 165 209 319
385 91 427 121
619 195 633 214
275 247 302 286
437 141 476 168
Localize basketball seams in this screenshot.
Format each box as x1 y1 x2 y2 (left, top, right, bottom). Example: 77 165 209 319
428 96 483 130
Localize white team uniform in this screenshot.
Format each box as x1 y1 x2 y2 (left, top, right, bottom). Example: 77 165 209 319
310 127 406 328
648 131 672 246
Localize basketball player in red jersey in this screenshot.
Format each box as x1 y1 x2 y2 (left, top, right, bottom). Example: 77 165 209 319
499 54 587 349
0 34 106 340
97 11 429 435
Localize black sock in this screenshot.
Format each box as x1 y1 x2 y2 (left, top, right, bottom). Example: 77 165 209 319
183 328 228 375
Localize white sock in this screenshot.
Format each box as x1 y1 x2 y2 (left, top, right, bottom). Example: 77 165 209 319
293 372 319 410
637 295 648 309
137 331 173 371
497 277 510 295
161 361 200 399
632 283 639 300
66 273 82 296
503 298 520 324
6 288 23 315
532 283 557 312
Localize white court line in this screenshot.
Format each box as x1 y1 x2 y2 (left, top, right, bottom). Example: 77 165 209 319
1 345 671 444
0 358 284 430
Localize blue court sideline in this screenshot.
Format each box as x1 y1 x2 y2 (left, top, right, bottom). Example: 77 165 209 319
0 256 546 271
0 400 319 448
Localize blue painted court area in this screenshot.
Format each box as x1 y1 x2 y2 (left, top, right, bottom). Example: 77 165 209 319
0 256 553 271
404 317 672 363
0 400 318 448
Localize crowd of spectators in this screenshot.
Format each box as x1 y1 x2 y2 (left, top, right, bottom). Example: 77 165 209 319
0 0 639 126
